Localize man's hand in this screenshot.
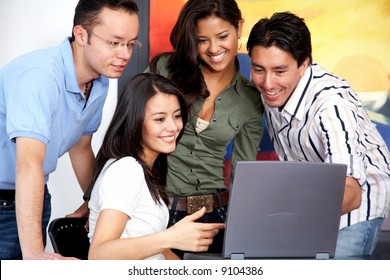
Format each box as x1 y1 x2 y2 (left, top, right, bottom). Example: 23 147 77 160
24 252 79 260
66 200 89 230
66 200 89 218
341 176 362 215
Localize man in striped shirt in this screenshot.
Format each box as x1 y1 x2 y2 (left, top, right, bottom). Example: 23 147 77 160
247 11 390 258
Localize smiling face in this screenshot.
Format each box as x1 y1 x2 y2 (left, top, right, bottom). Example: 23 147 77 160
195 15 242 74
80 8 140 79
142 92 183 167
250 45 309 109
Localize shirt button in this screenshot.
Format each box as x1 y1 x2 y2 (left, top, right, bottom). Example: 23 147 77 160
218 97 221 101
213 119 216 122
190 169 194 172
196 186 200 191
79 98 83 102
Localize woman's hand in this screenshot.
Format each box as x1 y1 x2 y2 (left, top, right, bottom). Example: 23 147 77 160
168 207 225 252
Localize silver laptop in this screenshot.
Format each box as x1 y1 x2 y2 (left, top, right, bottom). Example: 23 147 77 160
184 161 347 260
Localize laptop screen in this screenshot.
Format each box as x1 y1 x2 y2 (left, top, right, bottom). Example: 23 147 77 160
222 161 346 259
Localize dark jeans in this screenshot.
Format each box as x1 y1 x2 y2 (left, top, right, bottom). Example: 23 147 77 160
0 185 51 260
168 205 227 259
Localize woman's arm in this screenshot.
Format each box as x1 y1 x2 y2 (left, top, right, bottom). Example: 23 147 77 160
162 250 181 260
88 207 225 260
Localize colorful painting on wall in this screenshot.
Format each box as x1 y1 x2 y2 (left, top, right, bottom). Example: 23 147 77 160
149 0 390 149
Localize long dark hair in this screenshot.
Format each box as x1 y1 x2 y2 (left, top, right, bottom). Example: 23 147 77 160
71 0 139 41
149 0 243 107
247 11 312 67
90 73 188 205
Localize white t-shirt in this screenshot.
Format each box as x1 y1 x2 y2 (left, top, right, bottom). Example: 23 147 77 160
88 157 169 260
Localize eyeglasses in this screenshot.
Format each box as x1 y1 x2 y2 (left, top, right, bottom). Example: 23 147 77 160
90 32 142 52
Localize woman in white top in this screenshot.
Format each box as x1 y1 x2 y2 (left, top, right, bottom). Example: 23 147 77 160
88 73 224 259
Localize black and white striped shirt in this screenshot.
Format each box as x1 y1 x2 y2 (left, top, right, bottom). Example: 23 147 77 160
263 63 390 228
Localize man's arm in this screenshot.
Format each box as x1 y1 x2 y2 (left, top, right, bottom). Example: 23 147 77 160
68 135 95 193
341 176 362 215
15 137 72 259
67 135 95 217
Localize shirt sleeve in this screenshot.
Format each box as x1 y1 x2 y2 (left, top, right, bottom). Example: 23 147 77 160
6 68 60 144
98 157 145 218
145 55 170 77
315 101 367 188
230 101 264 182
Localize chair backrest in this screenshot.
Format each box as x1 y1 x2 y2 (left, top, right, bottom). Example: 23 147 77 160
48 217 90 260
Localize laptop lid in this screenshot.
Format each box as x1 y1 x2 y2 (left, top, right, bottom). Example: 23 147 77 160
222 161 346 259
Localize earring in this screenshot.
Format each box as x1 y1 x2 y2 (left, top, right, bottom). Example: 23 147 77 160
237 38 242 50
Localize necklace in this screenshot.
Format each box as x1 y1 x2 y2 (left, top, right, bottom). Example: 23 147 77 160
83 81 92 99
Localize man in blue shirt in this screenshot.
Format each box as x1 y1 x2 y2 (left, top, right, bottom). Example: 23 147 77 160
0 0 141 260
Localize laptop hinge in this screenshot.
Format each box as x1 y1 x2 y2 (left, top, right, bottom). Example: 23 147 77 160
315 252 330 260
231 253 245 260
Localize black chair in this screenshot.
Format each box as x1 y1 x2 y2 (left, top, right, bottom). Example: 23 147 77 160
48 217 90 260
